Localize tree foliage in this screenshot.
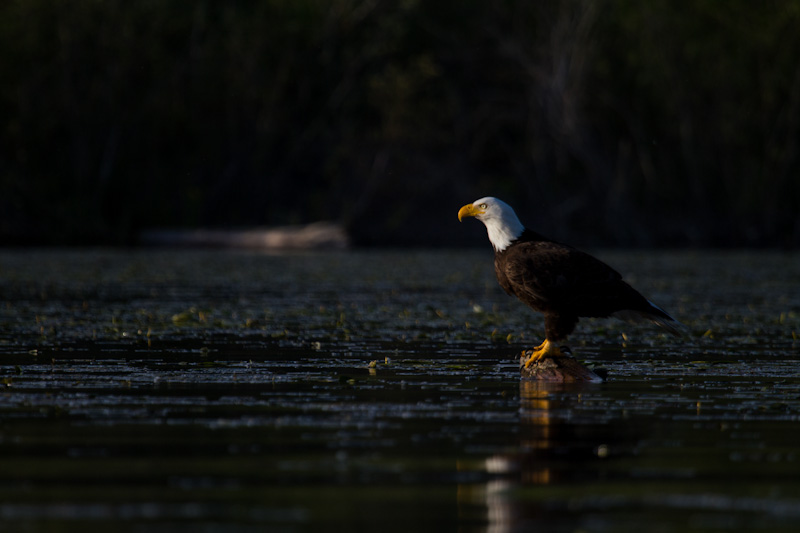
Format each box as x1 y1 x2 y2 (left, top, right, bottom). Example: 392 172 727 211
2 0 798 246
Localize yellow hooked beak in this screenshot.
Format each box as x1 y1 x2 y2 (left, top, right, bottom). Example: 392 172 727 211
458 203 483 222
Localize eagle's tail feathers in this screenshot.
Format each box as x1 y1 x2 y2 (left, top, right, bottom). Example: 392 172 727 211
613 300 686 338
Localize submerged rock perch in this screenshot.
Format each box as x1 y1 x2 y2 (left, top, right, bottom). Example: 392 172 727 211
519 348 603 382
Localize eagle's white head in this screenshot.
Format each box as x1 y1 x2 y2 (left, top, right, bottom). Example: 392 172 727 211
458 197 525 252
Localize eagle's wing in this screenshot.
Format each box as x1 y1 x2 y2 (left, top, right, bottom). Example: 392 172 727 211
497 241 626 314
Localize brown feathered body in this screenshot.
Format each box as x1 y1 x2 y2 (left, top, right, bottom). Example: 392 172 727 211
494 229 679 341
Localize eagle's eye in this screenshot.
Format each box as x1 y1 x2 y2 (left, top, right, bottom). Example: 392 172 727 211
479 203 487 209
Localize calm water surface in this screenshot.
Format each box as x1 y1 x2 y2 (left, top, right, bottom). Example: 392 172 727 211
0 249 799 532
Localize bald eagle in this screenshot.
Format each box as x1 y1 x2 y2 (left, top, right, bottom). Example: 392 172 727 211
458 197 683 367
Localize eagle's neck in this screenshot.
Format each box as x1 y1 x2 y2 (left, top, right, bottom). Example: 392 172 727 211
484 213 525 252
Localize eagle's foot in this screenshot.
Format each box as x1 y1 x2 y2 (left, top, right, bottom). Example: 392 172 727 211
523 339 565 369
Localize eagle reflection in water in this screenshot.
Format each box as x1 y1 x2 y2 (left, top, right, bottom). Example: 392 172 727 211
457 381 638 531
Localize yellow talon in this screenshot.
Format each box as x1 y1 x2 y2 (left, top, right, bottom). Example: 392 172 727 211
523 339 564 368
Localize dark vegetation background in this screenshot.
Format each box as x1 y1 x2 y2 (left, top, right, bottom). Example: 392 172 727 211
2 0 799 247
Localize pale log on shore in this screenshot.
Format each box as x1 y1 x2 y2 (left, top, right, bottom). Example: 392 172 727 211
140 222 350 250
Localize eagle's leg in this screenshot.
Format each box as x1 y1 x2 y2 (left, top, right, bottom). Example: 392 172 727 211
522 339 564 368
521 313 576 368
